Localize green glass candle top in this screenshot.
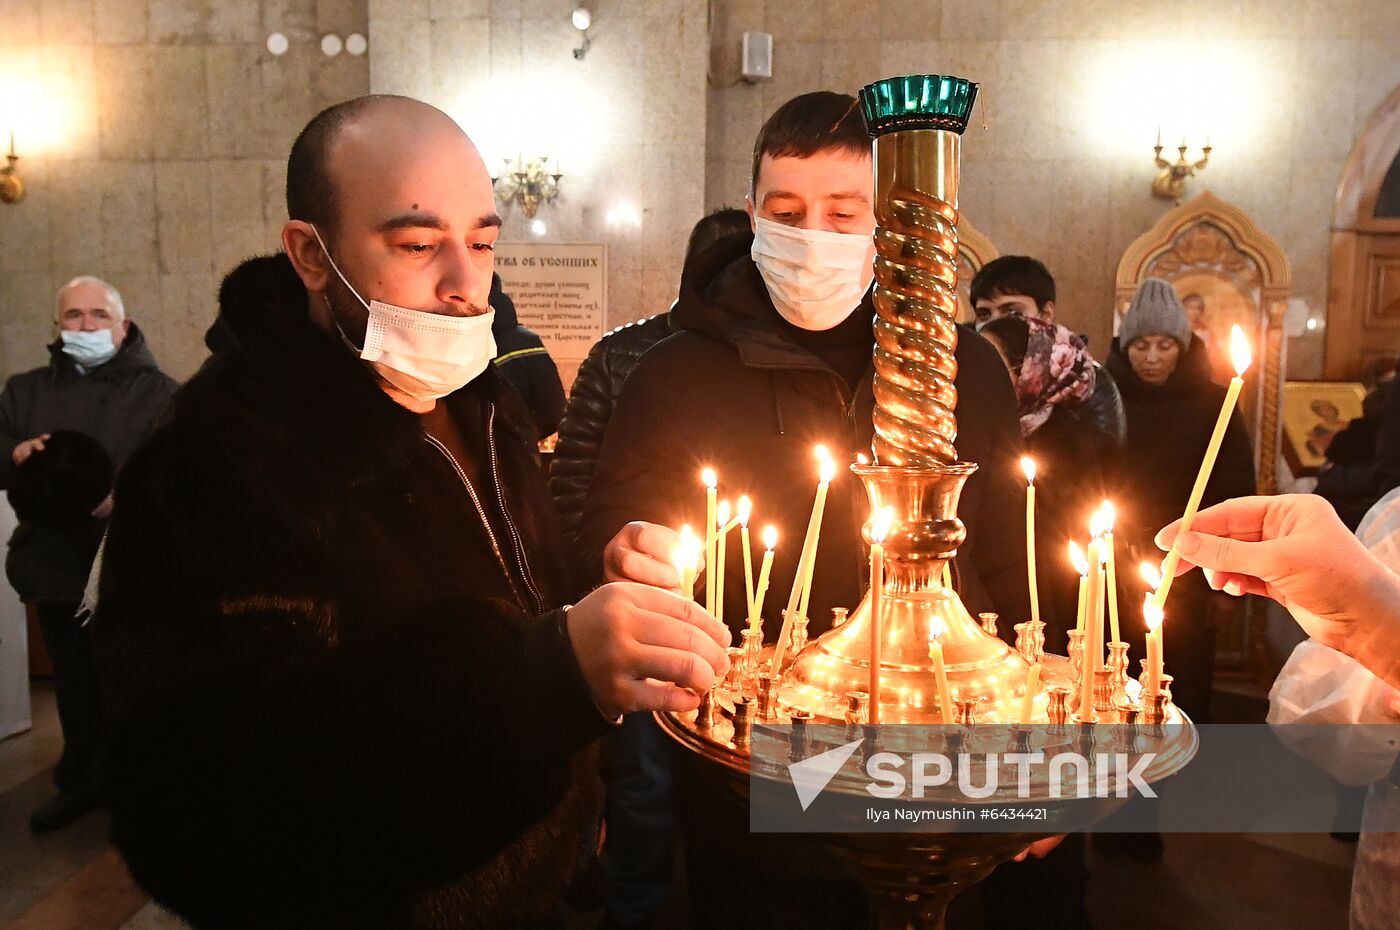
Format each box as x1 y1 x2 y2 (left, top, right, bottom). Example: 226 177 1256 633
858 75 979 137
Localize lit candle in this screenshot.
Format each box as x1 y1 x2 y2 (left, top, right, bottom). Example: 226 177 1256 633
1069 541 1089 633
1022 457 1040 625
1078 534 1105 721
1139 561 1163 594
773 448 836 671
702 468 717 617
748 525 777 632
797 447 837 624
1144 596 1164 695
1102 501 1121 644
868 506 894 726
928 627 954 723
674 524 700 599
738 495 754 618
1156 325 1251 609
715 500 732 622
1019 661 1042 725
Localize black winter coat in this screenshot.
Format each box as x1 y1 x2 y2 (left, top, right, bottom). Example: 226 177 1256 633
575 233 1029 639
1024 361 1125 641
0 325 176 602
490 274 566 441
549 311 673 545
92 255 609 930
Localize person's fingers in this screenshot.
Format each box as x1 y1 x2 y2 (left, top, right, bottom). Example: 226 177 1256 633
620 679 702 714
630 645 718 693
608 544 682 588
624 584 731 648
633 612 729 678
629 521 681 562
1172 530 1273 580
1014 848 1029 862
1156 496 1272 551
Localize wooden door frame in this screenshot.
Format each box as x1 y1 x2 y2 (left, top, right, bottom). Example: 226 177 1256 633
1327 82 1400 378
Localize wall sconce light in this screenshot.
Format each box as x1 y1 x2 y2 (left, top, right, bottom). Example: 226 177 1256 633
0 132 23 205
1151 128 1211 204
571 6 592 60
491 155 563 218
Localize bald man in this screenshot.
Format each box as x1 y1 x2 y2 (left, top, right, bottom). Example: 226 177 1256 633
0 274 175 833
92 96 727 930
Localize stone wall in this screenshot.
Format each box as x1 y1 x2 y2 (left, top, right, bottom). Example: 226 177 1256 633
0 0 369 382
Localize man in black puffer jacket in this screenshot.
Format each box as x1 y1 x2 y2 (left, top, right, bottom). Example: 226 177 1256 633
550 208 749 547
91 95 730 930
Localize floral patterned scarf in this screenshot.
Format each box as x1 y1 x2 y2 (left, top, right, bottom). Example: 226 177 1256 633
1015 316 1096 435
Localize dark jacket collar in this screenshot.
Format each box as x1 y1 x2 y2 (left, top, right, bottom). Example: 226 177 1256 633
671 230 875 374
206 254 530 480
46 323 161 381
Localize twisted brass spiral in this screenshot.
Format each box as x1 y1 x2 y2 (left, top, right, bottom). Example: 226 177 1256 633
870 129 963 467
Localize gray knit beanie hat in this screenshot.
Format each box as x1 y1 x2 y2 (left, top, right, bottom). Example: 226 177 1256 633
1120 278 1191 350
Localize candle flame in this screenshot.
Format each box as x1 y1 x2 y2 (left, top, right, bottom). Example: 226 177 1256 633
737 495 752 526
1230 324 1251 375
701 467 717 490
928 617 947 643
716 500 731 525
1139 561 1163 590
871 505 895 544
818 456 837 484
1020 455 1036 483
1068 540 1089 576
856 452 869 466
814 444 831 463
1143 596 1164 632
1089 508 1107 539
762 524 778 550
1100 500 1116 532
674 525 700 571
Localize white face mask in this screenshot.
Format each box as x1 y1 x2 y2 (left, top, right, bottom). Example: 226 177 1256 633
311 226 496 402
60 329 118 370
750 215 875 331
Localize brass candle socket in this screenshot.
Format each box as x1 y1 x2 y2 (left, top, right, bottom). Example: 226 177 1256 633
0 152 23 205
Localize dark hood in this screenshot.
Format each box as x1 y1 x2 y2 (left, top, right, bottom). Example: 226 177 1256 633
672 229 875 373
489 272 519 333
1106 333 1216 402
47 322 162 381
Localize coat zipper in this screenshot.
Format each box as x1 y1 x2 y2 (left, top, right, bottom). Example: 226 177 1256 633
422 428 535 615
485 405 545 615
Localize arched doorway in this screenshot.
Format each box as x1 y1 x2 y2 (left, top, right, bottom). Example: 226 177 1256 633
1326 82 1400 378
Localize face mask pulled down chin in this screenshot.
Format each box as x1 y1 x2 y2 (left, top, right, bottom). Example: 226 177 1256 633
310 226 495 402
751 215 875 331
60 329 118 369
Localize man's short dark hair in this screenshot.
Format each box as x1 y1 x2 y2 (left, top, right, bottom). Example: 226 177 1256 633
684 207 750 262
286 94 414 233
751 91 868 193
969 255 1057 312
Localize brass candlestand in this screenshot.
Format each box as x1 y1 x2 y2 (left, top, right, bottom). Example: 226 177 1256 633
658 75 1196 930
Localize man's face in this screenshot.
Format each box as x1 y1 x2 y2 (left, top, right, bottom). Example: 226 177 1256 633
288 101 501 346
972 292 1052 329
57 282 128 347
747 148 876 241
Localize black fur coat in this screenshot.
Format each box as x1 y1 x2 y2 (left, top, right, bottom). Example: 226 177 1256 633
92 254 608 930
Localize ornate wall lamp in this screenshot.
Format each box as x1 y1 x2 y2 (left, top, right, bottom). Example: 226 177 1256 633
1152 129 1211 204
491 155 562 218
0 132 23 205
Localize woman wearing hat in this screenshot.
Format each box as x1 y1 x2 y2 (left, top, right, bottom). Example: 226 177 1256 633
1107 277 1256 725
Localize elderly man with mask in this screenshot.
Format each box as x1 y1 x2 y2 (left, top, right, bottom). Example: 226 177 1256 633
92 95 728 930
575 90 1034 929
0 275 175 833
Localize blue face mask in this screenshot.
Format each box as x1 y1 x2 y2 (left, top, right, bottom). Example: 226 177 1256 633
60 329 118 370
